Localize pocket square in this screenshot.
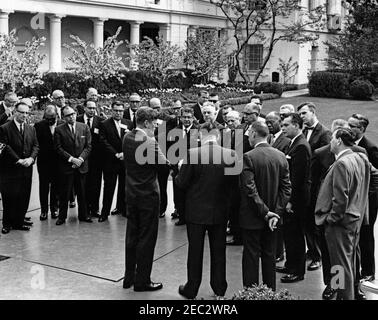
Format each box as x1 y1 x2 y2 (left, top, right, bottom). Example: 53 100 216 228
285 155 291 159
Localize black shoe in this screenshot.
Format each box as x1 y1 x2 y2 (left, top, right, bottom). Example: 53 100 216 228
1 227 10 234
40 213 48 221
226 228 232 236
24 217 31 221
281 274 304 283
123 279 134 289
276 266 290 273
159 212 165 218
307 260 322 271
69 202 76 208
175 220 186 226
13 226 30 231
23 220 33 226
91 212 100 218
226 238 242 246
98 216 108 222
56 219 65 225
360 275 375 282
171 210 179 219
178 285 195 299
322 285 337 300
51 212 58 219
79 217 93 223
134 282 163 292
111 208 120 215
276 254 284 263
355 287 367 300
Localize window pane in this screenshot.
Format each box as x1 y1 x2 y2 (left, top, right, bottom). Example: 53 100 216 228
247 44 263 71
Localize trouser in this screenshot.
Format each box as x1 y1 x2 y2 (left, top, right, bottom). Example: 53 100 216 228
58 171 88 220
157 167 170 215
125 197 159 286
38 169 59 214
242 227 277 290
325 221 359 300
183 223 228 298
85 159 102 214
101 169 125 216
305 206 322 261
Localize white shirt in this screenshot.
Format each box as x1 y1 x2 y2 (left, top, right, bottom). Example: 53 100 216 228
254 141 268 148
289 132 302 148
49 123 56 135
355 136 363 146
305 120 319 141
182 124 193 138
335 149 350 161
68 123 75 135
271 130 283 145
83 114 93 129
14 119 24 133
56 107 62 119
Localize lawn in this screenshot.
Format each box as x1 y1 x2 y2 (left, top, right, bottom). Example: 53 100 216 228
235 95 378 142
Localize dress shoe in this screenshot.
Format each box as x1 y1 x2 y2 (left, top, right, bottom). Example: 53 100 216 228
355 287 367 300
175 220 186 226
226 238 242 246
134 282 163 292
171 210 179 219
1 227 10 234
307 260 322 271
281 274 304 283
13 226 30 231
111 208 120 215
40 212 48 221
56 219 65 225
322 285 337 300
79 217 93 223
276 254 284 263
123 279 134 289
24 217 31 221
360 275 375 282
69 202 76 208
159 212 165 218
178 285 195 299
51 212 58 219
98 216 108 222
275 266 290 273
23 220 33 226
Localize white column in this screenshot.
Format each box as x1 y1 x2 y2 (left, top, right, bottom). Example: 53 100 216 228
159 23 171 42
49 15 64 72
130 21 143 45
328 0 342 15
0 11 12 35
92 18 108 48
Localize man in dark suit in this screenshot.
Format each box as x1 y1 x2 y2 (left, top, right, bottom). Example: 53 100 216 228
76 88 99 116
265 111 291 262
51 89 66 120
175 122 237 300
238 103 262 154
192 90 209 124
0 92 18 126
54 106 92 225
278 113 311 283
298 102 331 271
315 128 370 300
34 105 64 221
0 101 39 234
208 93 225 124
99 101 132 221
312 119 369 300
122 107 169 292
239 121 291 290
123 93 141 128
348 113 378 284
77 100 105 218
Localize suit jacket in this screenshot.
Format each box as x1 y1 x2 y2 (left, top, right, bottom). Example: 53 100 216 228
268 131 291 154
0 102 6 115
286 134 312 209
54 122 92 174
239 143 291 230
303 122 331 152
175 141 236 225
192 103 204 124
315 150 370 226
236 122 253 155
77 114 104 160
0 120 39 180
34 119 64 173
123 108 137 129
99 117 132 172
358 136 378 169
123 128 169 202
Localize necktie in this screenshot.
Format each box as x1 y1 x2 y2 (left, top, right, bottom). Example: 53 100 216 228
305 126 314 141
20 123 24 136
50 125 55 135
87 118 91 129
231 130 235 150
70 125 75 136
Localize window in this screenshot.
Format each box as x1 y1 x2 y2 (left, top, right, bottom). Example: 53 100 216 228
246 44 263 71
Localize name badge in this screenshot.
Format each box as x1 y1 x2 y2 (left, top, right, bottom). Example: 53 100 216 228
94 128 99 134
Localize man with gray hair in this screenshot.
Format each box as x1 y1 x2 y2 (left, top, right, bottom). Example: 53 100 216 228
34 105 64 221
0 92 18 126
279 104 295 120
239 103 262 154
51 90 66 119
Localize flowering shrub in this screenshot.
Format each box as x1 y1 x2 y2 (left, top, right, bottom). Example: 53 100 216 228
232 284 298 300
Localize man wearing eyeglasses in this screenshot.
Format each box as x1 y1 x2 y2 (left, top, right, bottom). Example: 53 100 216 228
98 102 132 221
54 106 92 225
0 92 18 126
192 90 209 124
0 101 39 234
348 113 378 286
51 90 66 119
239 103 261 154
77 100 105 219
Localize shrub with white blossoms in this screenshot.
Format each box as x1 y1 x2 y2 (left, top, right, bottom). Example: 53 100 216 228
0 29 46 92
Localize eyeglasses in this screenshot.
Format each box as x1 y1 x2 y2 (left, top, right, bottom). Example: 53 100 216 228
64 112 76 118
54 96 65 100
243 112 258 116
348 123 360 129
16 110 30 115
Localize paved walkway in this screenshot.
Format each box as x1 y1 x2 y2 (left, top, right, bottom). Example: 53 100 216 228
281 88 309 98
0 170 377 300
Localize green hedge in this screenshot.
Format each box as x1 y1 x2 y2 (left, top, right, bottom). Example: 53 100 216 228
349 79 375 100
308 71 350 98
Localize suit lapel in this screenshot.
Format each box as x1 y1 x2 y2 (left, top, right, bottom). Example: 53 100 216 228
110 119 121 142
66 123 75 142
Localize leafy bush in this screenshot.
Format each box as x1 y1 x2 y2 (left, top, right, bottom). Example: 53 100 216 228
232 284 298 300
349 79 375 100
282 84 299 91
254 82 283 96
308 71 350 98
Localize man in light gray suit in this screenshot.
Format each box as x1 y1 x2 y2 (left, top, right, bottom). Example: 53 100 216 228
315 128 370 300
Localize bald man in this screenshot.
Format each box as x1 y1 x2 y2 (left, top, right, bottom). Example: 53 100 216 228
35 105 64 221
51 90 65 119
